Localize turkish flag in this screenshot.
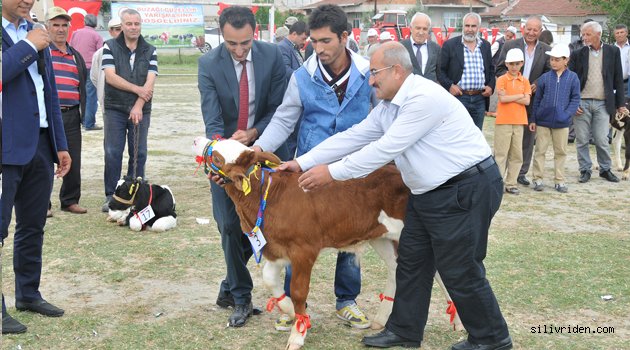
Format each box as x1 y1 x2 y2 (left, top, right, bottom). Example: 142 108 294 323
53 0 101 39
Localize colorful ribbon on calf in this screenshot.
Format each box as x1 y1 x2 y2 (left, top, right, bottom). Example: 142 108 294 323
294 313 311 336
243 167 274 264
446 300 458 327
266 293 287 312
379 293 394 302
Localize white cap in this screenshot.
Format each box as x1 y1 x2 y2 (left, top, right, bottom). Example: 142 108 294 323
506 26 517 34
108 17 122 29
545 44 571 58
379 31 392 41
505 48 524 63
367 28 378 37
284 16 298 27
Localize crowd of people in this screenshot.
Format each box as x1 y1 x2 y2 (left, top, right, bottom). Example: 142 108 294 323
2 2 629 349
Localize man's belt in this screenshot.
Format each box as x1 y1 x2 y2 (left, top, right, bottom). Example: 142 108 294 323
60 105 79 113
461 89 484 96
441 156 496 187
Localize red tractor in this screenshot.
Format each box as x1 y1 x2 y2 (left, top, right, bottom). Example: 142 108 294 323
371 10 410 41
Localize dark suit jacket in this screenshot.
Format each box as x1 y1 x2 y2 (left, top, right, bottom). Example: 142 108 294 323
278 38 302 82
496 38 551 114
569 44 625 116
198 40 287 143
438 35 495 92
401 38 440 82
2 23 68 166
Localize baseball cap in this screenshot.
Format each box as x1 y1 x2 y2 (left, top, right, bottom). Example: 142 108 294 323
379 31 392 41
367 28 378 37
505 48 524 63
45 7 72 22
545 44 571 58
108 17 122 29
507 26 517 34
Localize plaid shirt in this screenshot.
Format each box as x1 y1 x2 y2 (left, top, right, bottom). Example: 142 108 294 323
459 38 485 90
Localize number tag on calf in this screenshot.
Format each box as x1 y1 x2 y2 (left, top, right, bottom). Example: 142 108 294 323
138 205 156 225
247 227 267 254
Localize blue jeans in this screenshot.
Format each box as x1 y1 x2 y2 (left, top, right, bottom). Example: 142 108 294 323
573 99 611 173
284 252 361 310
103 108 150 196
457 94 486 130
83 69 98 129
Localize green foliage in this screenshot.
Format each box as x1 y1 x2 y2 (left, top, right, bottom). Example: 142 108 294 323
574 0 630 40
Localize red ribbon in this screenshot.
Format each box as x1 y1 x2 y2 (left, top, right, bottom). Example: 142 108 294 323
446 300 457 323
295 313 311 336
266 293 286 312
379 293 394 302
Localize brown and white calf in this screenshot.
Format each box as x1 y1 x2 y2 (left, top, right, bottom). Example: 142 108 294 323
194 138 462 349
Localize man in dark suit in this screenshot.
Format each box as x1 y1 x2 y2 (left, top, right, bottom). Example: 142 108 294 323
401 12 440 82
278 20 308 82
2 0 71 333
198 6 289 328
278 20 309 156
569 21 628 183
438 12 495 130
496 16 551 187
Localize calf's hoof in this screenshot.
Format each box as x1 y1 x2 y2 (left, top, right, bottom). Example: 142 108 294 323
286 344 302 350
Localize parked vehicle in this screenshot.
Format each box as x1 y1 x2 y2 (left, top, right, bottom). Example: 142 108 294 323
196 27 224 53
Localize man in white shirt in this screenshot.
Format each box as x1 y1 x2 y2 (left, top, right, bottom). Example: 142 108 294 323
614 24 629 96
279 41 512 350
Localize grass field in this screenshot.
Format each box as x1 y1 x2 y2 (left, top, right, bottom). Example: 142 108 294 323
1 63 629 349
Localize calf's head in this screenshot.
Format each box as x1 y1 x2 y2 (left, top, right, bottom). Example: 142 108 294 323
110 177 144 210
193 137 281 195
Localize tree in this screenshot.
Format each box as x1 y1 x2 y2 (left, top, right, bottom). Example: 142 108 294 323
574 0 630 40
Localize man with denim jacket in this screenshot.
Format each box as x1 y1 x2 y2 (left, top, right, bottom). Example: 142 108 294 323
253 4 378 331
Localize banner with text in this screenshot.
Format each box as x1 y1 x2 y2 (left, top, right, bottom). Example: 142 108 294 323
112 2 204 48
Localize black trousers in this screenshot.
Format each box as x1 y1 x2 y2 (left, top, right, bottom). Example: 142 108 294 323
59 107 82 207
2 130 55 315
386 163 510 344
519 124 536 176
210 181 253 305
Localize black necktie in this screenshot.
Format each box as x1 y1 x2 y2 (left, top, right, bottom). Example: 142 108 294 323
414 43 425 74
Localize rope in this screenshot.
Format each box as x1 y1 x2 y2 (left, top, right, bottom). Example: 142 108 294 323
133 123 139 179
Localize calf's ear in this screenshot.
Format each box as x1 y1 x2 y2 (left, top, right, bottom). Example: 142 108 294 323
231 173 252 196
256 152 282 168
234 150 257 167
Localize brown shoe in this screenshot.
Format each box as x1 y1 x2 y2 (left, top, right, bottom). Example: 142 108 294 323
61 204 88 214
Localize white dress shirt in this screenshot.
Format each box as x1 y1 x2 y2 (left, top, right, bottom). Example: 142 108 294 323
232 50 256 129
297 74 491 194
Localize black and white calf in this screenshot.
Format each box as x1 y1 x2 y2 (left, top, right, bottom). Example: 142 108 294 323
611 109 630 180
107 177 178 231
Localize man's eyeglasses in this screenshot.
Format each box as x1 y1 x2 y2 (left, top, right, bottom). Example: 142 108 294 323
369 65 394 77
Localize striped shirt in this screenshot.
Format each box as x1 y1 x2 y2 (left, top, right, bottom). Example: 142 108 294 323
101 43 158 75
459 38 485 90
50 44 80 107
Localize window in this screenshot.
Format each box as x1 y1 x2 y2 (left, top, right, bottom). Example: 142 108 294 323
443 12 463 29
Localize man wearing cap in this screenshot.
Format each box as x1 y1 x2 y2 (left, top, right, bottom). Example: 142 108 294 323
363 28 379 58
492 26 517 67
70 14 103 130
379 31 392 43
2 0 70 334
569 21 627 183
438 12 495 130
496 16 551 187
91 17 122 116
47 7 88 214
101 9 158 212
401 12 441 82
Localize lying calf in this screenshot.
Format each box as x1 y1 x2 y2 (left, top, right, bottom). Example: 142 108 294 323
107 177 177 232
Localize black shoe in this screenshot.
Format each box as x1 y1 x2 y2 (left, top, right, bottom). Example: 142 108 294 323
216 293 235 309
2 313 27 334
516 175 530 186
102 196 112 213
578 171 591 183
228 302 253 327
85 125 103 131
599 170 620 182
16 299 64 317
361 328 421 348
452 336 513 350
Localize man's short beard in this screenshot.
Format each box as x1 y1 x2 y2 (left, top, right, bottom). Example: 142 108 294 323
463 33 477 42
